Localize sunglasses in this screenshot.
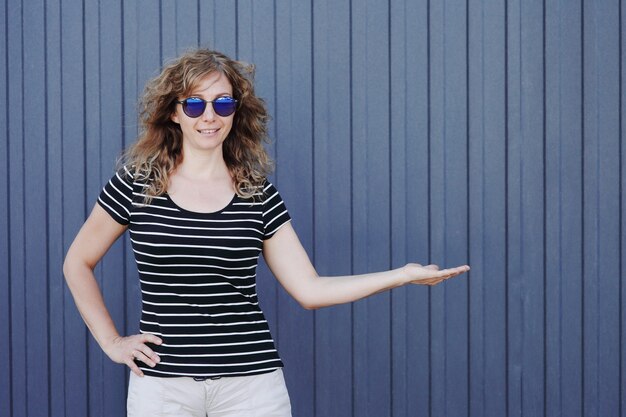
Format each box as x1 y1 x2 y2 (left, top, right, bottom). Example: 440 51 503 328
176 96 238 118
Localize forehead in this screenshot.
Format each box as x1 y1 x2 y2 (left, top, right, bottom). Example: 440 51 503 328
188 71 233 96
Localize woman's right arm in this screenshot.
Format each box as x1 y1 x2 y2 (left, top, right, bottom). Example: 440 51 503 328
63 203 162 377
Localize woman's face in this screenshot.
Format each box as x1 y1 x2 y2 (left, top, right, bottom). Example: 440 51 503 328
171 71 235 155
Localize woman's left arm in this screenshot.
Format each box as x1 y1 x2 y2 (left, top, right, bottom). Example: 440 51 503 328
262 222 470 310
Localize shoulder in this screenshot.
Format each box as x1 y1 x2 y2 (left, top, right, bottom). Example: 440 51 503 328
113 164 155 190
113 165 135 184
237 179 278 202
260 180 283 202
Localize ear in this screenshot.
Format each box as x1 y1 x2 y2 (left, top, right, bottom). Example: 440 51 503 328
171 110 180 124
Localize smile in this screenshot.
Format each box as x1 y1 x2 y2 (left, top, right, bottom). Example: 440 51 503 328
197 129 219 134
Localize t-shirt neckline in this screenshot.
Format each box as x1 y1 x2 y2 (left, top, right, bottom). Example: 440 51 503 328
164 192 238 215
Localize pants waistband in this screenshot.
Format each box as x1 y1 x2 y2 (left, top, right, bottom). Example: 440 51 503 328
193 376 222 381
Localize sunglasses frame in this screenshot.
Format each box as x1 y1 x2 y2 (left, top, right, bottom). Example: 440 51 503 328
176 96 239 118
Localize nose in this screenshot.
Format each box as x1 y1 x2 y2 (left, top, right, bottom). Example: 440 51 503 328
200 102 216 121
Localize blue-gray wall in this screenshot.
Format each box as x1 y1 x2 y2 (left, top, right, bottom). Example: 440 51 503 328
1 0 625 416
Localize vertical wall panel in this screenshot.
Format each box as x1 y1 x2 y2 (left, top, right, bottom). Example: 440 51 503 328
428 1 447 415
402 0 432 414
621 4 626 416
545 2 584 417
3 1 626 416
99 1 128 415
467 3 486 416
313 0 353 415
84 2 104 415
45 0 65 415
594 3 621 415
505 0 524 414
428 1 471 415
506 0 547 415
468 2 507 417
8 1 26 417
136 1 161 102
389 1 409 415
200 1 237 57
351 1 392 417
274 1 315 416
389 0 431 416
0 0 10 415
22 0 49 416
161 0 202 59
582 0 600 413
442 1 470 415
161 0 178 60
583 1 622 416
60 0 88 416
389 1 433 417
520 1 546 416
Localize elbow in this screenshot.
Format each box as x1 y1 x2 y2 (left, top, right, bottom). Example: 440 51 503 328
300 301 320 311
295 293 324 311
62 255 72 279
62 255 77 285
290 292 316 310
284 274 326 310
63 248 80 277
63 251 93 285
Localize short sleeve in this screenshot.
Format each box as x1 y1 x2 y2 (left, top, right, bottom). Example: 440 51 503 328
262 182 291 239
97 166 135 225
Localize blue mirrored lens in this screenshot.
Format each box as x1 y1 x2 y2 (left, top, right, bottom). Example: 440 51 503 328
212 97 237 117
183 98 206 118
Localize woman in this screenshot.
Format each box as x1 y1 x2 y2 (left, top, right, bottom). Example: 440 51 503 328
63 48 469 417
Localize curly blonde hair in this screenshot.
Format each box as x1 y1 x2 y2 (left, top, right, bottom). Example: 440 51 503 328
120 48 273 201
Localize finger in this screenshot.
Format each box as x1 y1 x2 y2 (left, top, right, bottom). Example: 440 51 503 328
411 277 443 286
439 271 461 280
133 349 158 368
451 265 470 275
130 349 141 362
438 269 459 277
438 266 468 278
425 264 439 270
137 345 161 365
142 334 163 346
140 334 163 363
126 358 144 377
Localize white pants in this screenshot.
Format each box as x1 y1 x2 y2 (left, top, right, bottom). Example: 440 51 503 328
127 369 292 417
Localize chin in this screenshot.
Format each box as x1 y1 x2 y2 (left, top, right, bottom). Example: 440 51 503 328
186 139 225 153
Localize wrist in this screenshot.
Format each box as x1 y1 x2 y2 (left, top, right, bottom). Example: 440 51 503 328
100 333 121 353
396 265 411 286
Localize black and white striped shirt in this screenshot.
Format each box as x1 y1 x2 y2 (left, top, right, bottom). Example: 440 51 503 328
97 166 291 378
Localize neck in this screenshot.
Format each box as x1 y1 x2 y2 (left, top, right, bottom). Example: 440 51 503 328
175 146 230 181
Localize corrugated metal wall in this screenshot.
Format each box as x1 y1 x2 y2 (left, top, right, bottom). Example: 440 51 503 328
1 0 624 416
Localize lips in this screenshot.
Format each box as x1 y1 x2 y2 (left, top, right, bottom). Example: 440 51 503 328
197 128 219 134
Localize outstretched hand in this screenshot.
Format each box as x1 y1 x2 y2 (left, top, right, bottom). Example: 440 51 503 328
102 333 163 377
402 263 470 286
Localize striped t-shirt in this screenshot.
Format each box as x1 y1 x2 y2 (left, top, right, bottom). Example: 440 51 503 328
97 166 291 378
